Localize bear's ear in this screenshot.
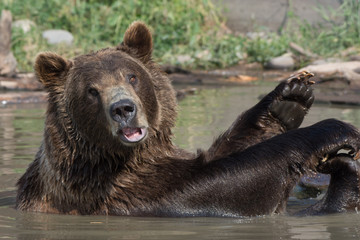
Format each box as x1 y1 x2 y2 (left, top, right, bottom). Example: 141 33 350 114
34 52 72 90
120 21 153 62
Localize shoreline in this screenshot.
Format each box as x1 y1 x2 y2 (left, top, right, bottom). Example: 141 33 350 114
1 66 359 106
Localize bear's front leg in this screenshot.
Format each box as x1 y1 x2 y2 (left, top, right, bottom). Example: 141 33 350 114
206 71 315 161
139 119 360 217
297 154 360 215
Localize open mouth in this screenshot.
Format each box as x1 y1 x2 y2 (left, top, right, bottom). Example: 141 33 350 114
119 127 148 144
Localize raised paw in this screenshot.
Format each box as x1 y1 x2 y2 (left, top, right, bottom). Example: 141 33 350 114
270 71 315 130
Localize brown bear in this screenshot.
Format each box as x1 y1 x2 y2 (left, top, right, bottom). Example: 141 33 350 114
16 21 360 217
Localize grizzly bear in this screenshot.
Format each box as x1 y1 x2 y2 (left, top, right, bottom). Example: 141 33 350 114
16 21 360 217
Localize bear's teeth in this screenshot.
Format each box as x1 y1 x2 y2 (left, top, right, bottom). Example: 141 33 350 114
122 127 145 142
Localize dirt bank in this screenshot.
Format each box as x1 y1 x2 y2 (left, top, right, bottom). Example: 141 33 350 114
1 66 359 105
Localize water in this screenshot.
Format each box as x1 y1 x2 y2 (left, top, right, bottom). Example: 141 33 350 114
1 83 360 239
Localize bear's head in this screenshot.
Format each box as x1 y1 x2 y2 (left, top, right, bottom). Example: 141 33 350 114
34 22 177 151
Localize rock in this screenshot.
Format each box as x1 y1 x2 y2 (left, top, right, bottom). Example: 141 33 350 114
0 10 17 77
0 52 17 77
42 29 74 45
265 53 295 70
12 19 35 33
298 61 360 89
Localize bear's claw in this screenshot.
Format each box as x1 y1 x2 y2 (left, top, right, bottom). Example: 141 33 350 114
287 71 315 85
282 71 315 108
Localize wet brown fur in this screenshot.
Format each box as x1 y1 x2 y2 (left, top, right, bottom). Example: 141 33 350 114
16 22 360 217
17 22 199 215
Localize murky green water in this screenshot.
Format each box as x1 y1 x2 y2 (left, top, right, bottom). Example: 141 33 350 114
1 83 360 239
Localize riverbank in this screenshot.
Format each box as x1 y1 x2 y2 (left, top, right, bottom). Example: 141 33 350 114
1 63 359 106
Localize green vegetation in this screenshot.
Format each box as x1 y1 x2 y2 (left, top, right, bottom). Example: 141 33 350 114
284 0 360 57
244 34 289 65
1 0 232 71
1 0 360 72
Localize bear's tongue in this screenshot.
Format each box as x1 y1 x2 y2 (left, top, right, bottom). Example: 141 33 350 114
121 127 145 142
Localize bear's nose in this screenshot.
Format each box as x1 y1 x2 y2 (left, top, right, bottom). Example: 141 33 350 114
110 99 136 123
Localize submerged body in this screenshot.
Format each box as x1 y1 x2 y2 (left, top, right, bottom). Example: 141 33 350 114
16 22 360 217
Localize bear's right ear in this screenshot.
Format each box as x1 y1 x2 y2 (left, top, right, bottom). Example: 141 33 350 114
34 52 72 90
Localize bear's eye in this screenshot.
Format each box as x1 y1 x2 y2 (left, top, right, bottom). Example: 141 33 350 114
127 74 137 85
88 88 99 97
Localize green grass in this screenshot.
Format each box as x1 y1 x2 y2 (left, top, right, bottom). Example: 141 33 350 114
283 0 360 58
2 0 244 71
1 0 360 71
244 33 289 65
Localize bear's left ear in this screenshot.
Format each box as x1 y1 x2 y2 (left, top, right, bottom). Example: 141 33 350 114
119 21 153 62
